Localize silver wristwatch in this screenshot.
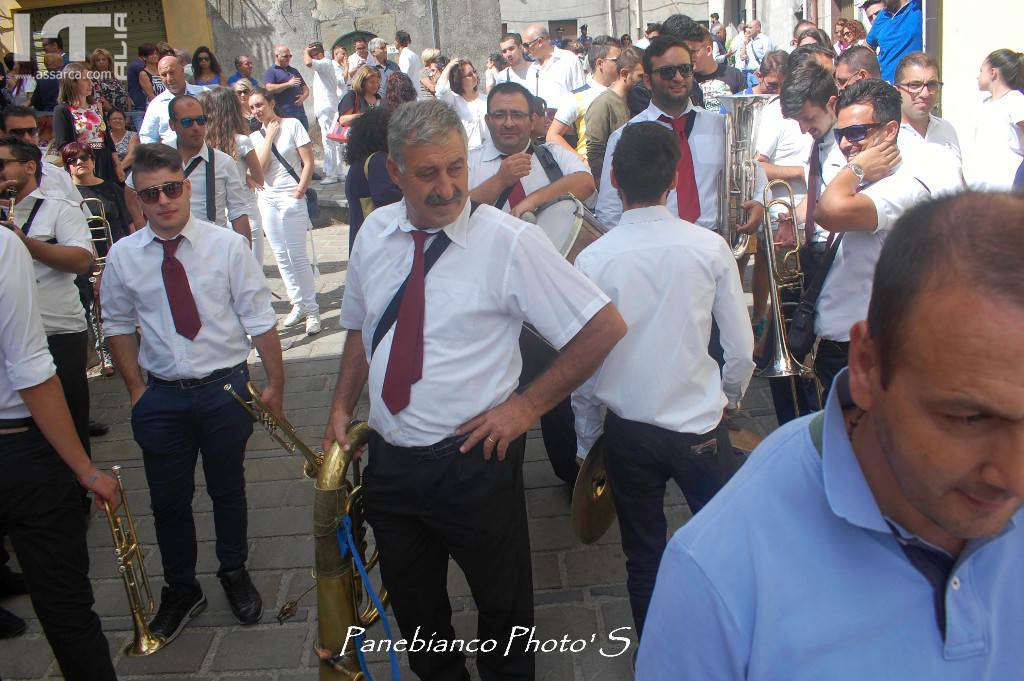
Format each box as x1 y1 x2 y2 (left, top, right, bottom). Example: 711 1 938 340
845 162 866 181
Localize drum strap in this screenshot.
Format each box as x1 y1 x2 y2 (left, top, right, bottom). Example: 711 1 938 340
495 145 564 210
371 201 482 356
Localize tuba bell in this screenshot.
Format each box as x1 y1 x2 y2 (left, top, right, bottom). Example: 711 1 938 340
718 94 773 258
225 382 387 680
104 465 166 656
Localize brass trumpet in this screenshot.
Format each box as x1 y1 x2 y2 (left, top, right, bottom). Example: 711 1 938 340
103 465 165 656
225 382 387 680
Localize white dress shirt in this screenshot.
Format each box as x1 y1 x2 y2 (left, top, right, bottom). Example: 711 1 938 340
249 117 312 193
138 83 210 145
101 216 276 380
756 97 812 202
398 47 423 79
899 114 961 162
15 190 92 336
815 156 931 341
596 101 768 229
340 199 610 447
434 83 490 150
572 205 754 455
333 60 349 99
534 48 587 107
308 57 341 117
468 140 591 212
896 130 965 197
126 143 250 229
0 228 56 420
497 63 540 93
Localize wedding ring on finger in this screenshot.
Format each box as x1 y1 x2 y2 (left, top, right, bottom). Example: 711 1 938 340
486 436 497 443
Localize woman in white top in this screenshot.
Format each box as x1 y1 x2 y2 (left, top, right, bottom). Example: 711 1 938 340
200 87 266 263
248 87 321 335
967 49 1024 191
435 58 489 149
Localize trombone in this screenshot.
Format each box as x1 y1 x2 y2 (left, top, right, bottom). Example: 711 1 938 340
81 197 115 375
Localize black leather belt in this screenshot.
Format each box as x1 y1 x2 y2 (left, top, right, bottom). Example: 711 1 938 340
149 362 245 389
387 434 469 461
0 417 34 435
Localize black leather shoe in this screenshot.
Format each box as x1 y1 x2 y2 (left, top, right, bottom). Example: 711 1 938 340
148 586 206 645
219 567 262 625
0 569 28 598
89 420 110 437
0 606 26 639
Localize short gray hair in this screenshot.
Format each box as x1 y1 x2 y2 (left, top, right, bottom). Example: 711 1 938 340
388 100 467 171
368 37 388 53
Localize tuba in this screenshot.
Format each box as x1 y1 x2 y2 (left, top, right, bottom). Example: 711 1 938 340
104 465 166 656
225 382 387 680
81 198 115 375
718 94 772 258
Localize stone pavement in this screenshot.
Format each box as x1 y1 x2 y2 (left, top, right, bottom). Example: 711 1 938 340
0 220 780 681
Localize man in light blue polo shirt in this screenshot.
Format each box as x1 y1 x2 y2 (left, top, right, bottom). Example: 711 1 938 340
866 0 922 82
636 191 1024 681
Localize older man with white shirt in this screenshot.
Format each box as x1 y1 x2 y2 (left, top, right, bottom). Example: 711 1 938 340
138 56 208 144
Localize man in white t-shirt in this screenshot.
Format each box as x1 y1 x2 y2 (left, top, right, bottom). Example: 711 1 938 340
304 42 344 184
347 38 379 79
521 23 587 110
496 33 539 89
394 30 422 79
332 45 349 99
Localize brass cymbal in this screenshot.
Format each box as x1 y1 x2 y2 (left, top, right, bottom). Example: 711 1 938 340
571 436 616 544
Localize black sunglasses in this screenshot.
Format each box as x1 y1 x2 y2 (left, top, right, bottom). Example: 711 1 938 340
833 123 882 143
68 155 93 164
136 181 185 204
653 63 694 80
7 127 38 137
176 115 208 129
0 158 27 171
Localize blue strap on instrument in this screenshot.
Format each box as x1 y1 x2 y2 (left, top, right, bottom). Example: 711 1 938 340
336 515 400 681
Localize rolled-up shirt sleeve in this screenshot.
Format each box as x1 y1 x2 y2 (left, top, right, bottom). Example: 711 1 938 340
100 246 138 338
503 222 609 350
1 236 55 391
227 235 276 336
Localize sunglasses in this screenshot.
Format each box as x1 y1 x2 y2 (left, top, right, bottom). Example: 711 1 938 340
653 63 694 80
68 155 93 164
136 181 185 204
8 127 38 137
176 115 208 128
833 123 882 143
524 36 545 49
198 55 211 62
0 158 27 171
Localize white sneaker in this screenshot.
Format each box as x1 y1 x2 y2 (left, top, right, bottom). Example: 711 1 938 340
305 314 322 336
282 305 304 327
319 177 339 186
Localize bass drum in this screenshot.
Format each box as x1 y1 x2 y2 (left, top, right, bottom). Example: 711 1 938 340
521 194 608 264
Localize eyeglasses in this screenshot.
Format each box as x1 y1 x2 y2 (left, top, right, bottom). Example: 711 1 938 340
175 115 208 128
135 181 185 204
7 127 38 137
833 123 882 143
0 158 27 171
524 36 545 50
489 110 531 122
897 80 943 94
653 63 694 80
68 155 93 164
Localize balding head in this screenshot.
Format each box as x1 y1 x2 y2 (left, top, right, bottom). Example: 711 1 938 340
158 55 186 95
748 20 762 35
274 44 294 67
522 23 553 60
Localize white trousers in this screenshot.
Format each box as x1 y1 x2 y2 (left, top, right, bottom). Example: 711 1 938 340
258 191 318 315
316 110 345 180
246 190 264 265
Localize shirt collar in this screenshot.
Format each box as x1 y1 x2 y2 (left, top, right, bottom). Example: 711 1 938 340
481 137 530 162
139 214 200 247
382 198 470 249
644 100 695 123
181 142 211 165
617 204 674 226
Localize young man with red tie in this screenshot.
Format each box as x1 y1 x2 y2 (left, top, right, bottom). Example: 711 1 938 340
594 34 767 234
324 100 625 681
101 143 285 645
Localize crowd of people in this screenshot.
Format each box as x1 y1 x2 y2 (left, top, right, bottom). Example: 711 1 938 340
1 4 1024 681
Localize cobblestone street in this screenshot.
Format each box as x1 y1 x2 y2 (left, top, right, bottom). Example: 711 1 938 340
1 219 779 681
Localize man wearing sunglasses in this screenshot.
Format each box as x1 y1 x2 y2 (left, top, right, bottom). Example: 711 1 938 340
1 105 85 206
101 143 284 645
596 35 767 234
139 55 210 145
811 78 931 392
520 23 586 110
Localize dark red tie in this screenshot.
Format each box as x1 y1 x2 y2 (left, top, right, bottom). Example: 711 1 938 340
804 145 821 246
160 236 202 340
382 230 429 414
507 181 527 209
659 112 700 222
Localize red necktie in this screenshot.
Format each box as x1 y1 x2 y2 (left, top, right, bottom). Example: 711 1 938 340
382 230 429 414
160 237 202 340
659 112 700 222
508 181 527 209
804 144 821 246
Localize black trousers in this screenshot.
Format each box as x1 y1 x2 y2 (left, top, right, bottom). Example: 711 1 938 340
603 412 745 638
814 339 850 398
363 433 534 681
47 330 91 458
518 329 579 486
0 427 116 680
131 364 253 590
